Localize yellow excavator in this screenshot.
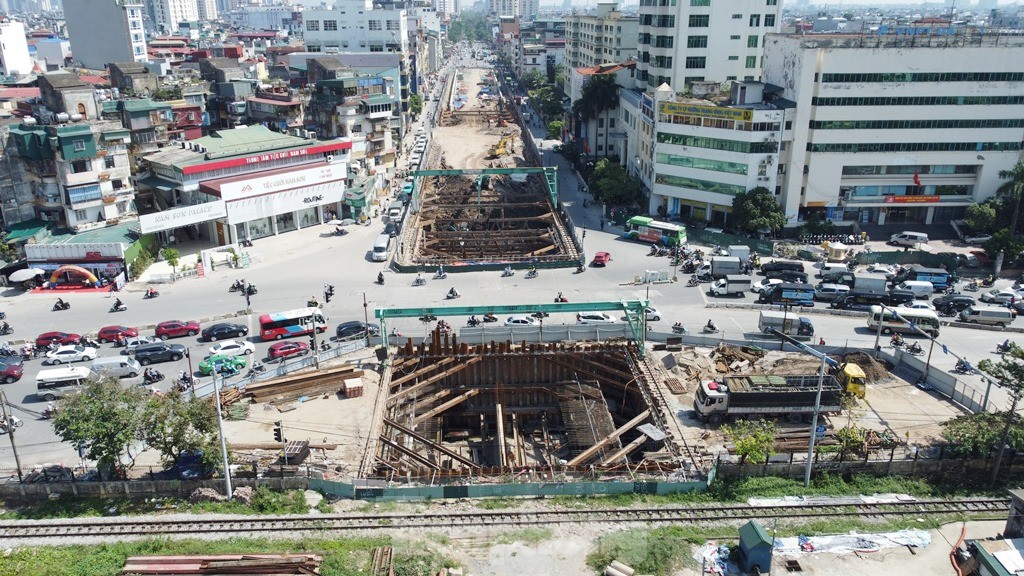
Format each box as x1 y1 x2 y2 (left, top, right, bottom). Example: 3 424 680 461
488 133 515 158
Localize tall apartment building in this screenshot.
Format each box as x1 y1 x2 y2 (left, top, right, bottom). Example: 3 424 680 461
197 0 218 21
147 0 200 34
563 3 638 94
0 19 32 77
634 0 780 91
488 0 518 17
64 0 148 69
763 32 1024 227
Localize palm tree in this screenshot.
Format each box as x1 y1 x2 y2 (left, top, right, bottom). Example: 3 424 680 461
572 74 619 159
997 158 1024 239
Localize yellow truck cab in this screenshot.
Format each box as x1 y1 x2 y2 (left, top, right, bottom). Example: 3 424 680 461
836 363 866 398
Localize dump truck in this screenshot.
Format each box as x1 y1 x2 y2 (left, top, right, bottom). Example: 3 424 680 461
694 374 844 425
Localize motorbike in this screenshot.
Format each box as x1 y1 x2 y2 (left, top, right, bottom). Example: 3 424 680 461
334 228 349 236
434 271 448 280
953 359 974 374
79 338 100 349
525 270 538 279
319 341 331 351
575 264 585 274
997 341 1019 354
143 290 160 299
906 342 924 356
307 300 322 308
246 362 266 377
376 273 385 285
531 311 550 319
41 405 57 420
0 416 24 433
483 313 498 323
702 324 720 334
890 337 906 349
143 370 165 384
554 296 569 303
687 276 700 288
436 320 452 334
501 269 515 277
52 301 70 311
419 314 438 323
981 275 996 288
0 324 12 336
109 302 127 313
467 317 482 327
412 277 427 287
445 290 461 300
0 311 5 320
229 280 245 292
245 285 258 296
20 344 35 361
964 280 981 292
240 238 254 247
671 323 689 335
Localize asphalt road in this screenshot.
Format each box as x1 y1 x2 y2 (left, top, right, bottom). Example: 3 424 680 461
1 60 1019 472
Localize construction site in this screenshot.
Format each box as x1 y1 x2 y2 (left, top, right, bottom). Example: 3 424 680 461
397 66 581 269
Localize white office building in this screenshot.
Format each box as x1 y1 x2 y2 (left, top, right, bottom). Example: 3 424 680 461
635 0 781 91
563 3 638 95
64 0 148 69
303 0 409 56
763 33 1024 227
0 19 32 77
147 0 201 33
196 0 218 21
229 5 294 31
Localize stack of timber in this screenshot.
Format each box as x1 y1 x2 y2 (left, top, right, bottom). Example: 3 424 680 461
120 554 323 575
245 364 365 404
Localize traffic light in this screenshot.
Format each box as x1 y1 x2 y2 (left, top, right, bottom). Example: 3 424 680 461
309 335 316 349
273 421 284 443
324 284 335 303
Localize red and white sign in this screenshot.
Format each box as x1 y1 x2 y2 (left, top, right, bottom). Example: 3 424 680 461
883 195 940 204
181 141 352 176
218 163 347 202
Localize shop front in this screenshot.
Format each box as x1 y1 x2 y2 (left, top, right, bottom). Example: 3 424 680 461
25 242 128 289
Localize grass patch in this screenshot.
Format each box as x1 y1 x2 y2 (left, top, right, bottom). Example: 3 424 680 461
354 500 400 513
0 536 456 576
494 527 553 545
0 487 310 520
316 495 335 514
473 497 523 510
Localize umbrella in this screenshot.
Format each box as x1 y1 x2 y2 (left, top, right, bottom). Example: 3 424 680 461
9 268 44 282
326 219 345 225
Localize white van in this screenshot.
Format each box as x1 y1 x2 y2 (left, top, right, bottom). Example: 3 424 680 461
895 280 935 298
889 231 929 247
388 201 405 222
959 305 1015 327
371 233 392 262
36 367 96 401
818 263 848 278
92 356 142 379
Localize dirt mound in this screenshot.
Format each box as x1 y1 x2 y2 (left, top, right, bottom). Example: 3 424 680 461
839 352 892 382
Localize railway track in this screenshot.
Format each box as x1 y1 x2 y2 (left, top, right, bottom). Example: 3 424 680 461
0 498 1008 540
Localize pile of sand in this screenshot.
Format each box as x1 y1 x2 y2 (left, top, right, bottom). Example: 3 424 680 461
839 351 892 383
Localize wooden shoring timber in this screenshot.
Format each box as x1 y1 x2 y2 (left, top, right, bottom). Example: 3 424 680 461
413 389 481 424
565 409 652 467
391 356 483 402
378 436 440 470
541 355 631 388
383 418 480 469
598 436 647 467
389 357 455 388
395 389 451 413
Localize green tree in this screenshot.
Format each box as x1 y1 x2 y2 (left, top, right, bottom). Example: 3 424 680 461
141 390 221 471
997 158 1024 238
964 202 997 234
528 86 566 123
546 120 564 140
572 74 619 157
982 228 1024 262
942 411 1024 457
51 378 148 478
162 248 180 275
409 94 423 116
978 346 1024 486
590 158 643 207
520 70 546 90
553 64 566 89
722 419 777 464
731 187 786 235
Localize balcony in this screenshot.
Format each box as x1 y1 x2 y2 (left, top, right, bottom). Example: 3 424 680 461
62 169 100 188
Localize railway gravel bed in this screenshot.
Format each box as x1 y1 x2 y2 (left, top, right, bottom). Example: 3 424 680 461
0 498 1008 543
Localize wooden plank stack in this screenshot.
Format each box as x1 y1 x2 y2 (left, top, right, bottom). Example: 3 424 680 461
245 364 365 404
121 554 323 575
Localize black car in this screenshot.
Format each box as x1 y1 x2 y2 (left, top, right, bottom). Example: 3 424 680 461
760 260 805 275
766 270 809 284
202 322 248 342
336 321 382 341
134 343 187 365
383 222 398 237
932 294 976 315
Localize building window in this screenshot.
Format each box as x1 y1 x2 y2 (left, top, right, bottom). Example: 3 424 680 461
728 55 739 60
656 35 675 48
685 56 706 68
387 20 400 30
654 56 673 68
767 0 777 4
369 20 382 30
73 140 86 152
749 14 761 26
324 20 338 30
104 156 116 169
74 209 87 220
370 44 384 52
688 14 710 27
732 13 742 18
690 0 710 5
687 36 707 48
112 179 123 189
746 56 757 68
306 20 319 31
747 35 759 47
764 14 776 26
609 118 616 128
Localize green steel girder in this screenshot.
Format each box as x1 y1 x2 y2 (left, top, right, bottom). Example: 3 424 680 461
376 299 649 356
410 167 559 206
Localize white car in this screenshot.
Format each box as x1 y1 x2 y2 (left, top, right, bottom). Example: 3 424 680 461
645 307 662 321
577 312 616 325
980 288 1022 305
208 340 256 356
751 278 783 293
505 315 537 326
122 336 158 354
866 264 900 278
964 234 992 245
46 345 97 365
898 302 936 311
408 153 422 166
413 144 426 154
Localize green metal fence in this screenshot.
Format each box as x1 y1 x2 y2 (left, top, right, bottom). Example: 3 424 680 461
853 250 959 271
310 478 710 501
685 227 775 256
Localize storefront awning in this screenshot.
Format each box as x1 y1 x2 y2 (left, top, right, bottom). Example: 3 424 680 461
4 219 49 243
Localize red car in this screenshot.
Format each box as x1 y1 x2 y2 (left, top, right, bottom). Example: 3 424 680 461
155 320 201 340
268 341 310 360
593 251 612 266
35 331 81 348
97 325 139 344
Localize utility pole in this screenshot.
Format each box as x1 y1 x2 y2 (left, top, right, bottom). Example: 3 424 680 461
362 292 371 348
0 390 24 482
211 370 232 499
805 354 827 488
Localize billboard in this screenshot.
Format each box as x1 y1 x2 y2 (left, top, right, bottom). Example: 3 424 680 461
139 200 228 234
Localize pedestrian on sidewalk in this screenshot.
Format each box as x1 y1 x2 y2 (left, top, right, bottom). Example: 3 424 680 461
599 218 605 230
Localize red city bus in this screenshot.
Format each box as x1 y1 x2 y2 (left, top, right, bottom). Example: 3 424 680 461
258 307 327 341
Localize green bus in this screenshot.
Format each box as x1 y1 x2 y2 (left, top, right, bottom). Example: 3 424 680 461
622 216 687 246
